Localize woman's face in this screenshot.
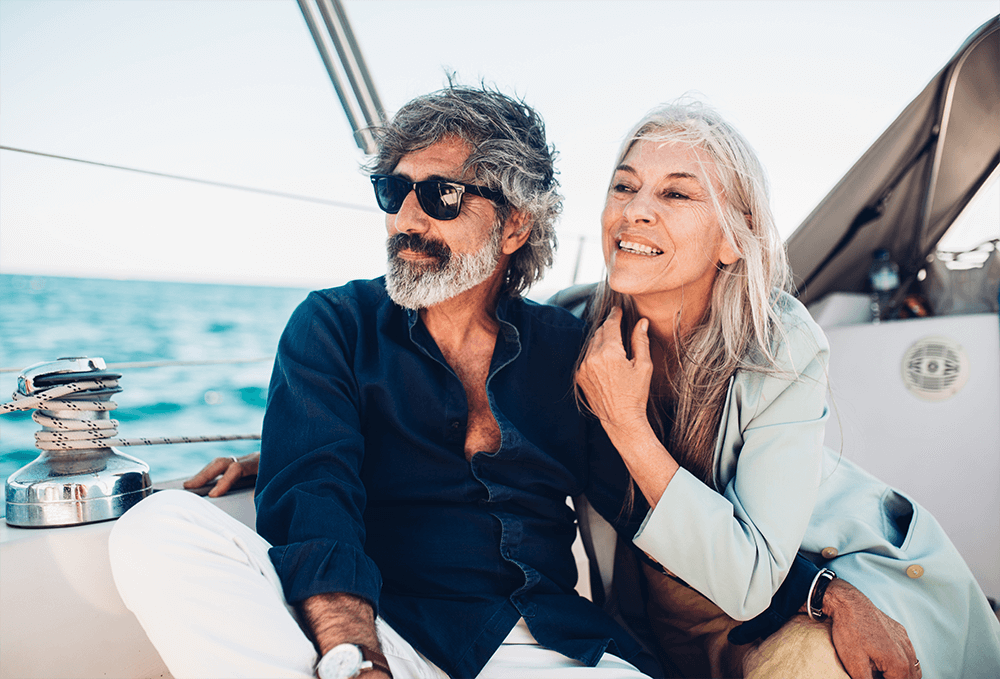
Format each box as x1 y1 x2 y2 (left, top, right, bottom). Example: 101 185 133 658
601 138 739 309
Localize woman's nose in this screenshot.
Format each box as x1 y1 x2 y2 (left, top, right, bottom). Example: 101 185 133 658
622 189 655 223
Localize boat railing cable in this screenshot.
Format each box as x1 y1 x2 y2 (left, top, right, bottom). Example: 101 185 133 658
0 145 379 213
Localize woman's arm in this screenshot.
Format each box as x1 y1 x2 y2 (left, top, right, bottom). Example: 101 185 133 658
576 307 679 507
638 312 829 618
579 301 831 619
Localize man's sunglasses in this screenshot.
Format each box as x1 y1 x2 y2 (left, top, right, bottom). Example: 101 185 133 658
370 174 506 221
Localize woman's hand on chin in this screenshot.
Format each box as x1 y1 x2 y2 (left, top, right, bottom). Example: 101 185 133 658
577 306 679 506
576 306 653 434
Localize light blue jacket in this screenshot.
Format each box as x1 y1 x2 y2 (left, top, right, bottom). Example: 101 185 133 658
632 291 1000 679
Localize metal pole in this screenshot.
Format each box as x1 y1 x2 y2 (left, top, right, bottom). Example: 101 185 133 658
319 0 385 128
297 0 385 154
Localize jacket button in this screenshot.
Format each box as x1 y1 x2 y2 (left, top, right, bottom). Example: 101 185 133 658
906 564 924 579
821 547 839 559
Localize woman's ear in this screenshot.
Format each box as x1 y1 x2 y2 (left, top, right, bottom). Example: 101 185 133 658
718 213 749 266
502 211 532 255
718 238 740 266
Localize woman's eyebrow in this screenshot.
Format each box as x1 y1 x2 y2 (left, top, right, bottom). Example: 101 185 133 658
661 171 700 182
614 164 701 184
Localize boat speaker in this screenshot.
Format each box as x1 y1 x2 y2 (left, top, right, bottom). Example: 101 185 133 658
900 335 971 401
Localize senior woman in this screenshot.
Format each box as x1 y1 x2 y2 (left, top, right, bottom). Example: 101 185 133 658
575 100 1000 679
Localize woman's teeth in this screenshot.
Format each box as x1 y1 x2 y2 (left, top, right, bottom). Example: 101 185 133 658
618 240 662 256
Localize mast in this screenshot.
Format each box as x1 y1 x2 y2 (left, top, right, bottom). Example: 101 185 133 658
297 0 385 154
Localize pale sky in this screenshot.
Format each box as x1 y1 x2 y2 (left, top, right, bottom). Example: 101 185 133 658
1 0 997 295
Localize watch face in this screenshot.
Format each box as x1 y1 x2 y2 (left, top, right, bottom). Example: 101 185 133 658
319 644 363 679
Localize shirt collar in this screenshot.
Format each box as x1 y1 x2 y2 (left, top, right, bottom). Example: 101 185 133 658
402 294 524 371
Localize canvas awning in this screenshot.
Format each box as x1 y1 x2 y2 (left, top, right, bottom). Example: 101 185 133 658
787 16 1000 306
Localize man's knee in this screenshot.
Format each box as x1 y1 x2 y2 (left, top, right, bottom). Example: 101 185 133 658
108 490 212 585
110 489 193 548
742 615 849 679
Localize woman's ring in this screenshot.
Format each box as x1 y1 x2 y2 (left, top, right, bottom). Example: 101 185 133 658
914 660 920 668
229 456 238 465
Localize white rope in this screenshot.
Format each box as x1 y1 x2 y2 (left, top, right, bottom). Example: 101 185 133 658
1 379 260 451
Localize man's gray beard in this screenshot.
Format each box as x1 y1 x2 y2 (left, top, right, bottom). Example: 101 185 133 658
385 227 504 310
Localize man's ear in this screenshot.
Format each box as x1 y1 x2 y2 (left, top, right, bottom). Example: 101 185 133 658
501 211 532 255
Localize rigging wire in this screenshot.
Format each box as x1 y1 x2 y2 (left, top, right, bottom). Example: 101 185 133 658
0 145 379 213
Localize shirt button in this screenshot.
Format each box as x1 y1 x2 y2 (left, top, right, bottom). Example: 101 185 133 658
906 564 924 579
821 547 839 559
450 421 461 430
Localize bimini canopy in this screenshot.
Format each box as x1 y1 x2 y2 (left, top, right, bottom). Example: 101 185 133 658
787 16 1000 306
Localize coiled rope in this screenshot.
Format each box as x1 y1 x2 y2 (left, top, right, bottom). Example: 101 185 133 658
1 378 260 451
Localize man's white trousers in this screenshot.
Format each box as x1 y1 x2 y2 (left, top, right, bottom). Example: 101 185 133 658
109 489 649 679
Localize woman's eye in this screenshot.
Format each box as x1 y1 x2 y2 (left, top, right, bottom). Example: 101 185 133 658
612 183 636 193
664 191 689 200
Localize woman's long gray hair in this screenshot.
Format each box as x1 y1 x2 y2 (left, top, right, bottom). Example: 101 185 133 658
366 83 562 296
585 99 793 487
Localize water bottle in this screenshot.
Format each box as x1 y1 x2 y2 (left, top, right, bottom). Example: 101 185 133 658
868 248 900 323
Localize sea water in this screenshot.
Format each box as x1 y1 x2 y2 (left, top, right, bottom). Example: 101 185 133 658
0 274 317 503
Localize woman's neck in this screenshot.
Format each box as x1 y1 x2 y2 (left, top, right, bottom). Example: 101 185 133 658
633 286 711 355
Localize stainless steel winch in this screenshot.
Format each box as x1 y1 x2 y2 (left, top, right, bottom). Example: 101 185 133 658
4 357 152 527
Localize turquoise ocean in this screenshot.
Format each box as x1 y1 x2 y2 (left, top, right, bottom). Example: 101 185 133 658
0 273 316 504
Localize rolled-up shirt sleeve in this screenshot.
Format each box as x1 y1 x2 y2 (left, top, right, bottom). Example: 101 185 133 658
255 291 382 610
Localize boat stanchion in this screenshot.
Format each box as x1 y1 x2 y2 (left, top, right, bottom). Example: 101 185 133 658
3 357 152 527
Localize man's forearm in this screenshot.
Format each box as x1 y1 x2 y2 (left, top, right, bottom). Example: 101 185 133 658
298 592 381 656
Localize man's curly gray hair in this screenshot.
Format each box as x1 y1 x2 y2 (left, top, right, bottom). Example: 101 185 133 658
366 84 562 296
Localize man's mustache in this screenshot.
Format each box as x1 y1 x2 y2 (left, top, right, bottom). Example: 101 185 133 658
387 233 451 261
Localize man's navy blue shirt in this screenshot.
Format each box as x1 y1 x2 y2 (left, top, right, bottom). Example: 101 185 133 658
255 277 644 678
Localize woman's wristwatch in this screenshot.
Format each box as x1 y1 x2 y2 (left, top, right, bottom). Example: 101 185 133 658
806 568 837 621
316 643 393 679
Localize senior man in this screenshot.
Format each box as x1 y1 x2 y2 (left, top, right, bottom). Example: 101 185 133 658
111 85 914 679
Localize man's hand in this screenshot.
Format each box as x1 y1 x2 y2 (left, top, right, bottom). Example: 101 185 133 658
823 579 920 679
183 453 259 497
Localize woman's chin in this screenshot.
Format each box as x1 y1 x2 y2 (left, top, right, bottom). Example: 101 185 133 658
607 271 656 298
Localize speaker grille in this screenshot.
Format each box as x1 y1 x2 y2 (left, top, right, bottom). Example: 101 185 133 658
901 336 970 401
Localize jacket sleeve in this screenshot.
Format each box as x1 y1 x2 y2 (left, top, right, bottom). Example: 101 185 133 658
254 292 382 611
632 313 830 620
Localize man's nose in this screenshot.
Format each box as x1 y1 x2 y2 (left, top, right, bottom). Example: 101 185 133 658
389 190 430 235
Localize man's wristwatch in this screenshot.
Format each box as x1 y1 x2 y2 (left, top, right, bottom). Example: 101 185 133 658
316 643 393 679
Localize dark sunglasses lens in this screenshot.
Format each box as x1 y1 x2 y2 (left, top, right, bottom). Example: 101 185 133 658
416 182 463 220
373 176 407 213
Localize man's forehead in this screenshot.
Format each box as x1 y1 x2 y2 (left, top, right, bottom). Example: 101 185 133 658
393 135 475 181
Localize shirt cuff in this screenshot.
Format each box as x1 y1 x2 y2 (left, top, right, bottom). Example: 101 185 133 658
269 539 382 613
